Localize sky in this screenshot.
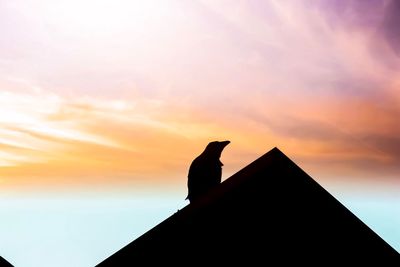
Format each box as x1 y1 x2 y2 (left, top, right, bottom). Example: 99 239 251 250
0 0 399 266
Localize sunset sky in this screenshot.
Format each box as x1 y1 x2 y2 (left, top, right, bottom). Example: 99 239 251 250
1 1 400 266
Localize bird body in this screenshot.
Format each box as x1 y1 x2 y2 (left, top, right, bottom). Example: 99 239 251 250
186 141 230 202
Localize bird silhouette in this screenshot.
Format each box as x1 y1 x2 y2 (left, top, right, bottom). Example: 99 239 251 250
186 140 230 202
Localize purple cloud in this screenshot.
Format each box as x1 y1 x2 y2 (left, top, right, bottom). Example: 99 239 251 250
381 0 400 56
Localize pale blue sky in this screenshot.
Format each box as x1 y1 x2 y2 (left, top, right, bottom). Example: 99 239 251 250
0 186 399 267
0 191 186 267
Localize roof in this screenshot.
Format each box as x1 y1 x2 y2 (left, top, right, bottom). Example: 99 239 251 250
97 147 400 265
0 256 13 267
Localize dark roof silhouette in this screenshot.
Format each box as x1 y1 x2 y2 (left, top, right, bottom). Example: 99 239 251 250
0 256 13 267
97 147 400 266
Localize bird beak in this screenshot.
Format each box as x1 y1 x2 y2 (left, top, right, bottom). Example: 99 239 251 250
220 141 230 147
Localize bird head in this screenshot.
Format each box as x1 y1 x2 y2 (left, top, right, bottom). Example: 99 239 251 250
203 140 230 159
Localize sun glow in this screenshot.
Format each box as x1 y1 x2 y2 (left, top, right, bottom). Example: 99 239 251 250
33 0 175 37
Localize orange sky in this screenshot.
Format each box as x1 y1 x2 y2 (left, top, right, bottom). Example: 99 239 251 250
0 0 399 190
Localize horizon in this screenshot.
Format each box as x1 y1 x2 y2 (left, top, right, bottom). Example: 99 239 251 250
1 0 400 266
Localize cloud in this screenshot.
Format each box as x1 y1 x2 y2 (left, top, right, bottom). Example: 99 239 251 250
0 88 245 188
381 0 400 56
241 96 400 178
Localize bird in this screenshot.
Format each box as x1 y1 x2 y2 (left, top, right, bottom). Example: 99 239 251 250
186 140 230 203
